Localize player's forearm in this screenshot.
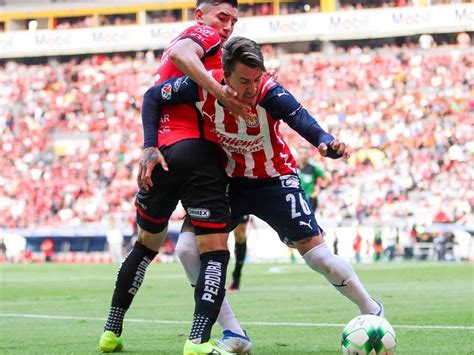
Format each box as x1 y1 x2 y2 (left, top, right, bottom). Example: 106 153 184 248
285 108 341 159
142 77 201 147
142 88 161 148
169 45 221 97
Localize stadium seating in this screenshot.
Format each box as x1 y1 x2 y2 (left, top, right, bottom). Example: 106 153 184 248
0 43 471 232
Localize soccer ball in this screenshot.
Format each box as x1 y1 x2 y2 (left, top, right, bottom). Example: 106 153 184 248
341 314 396 354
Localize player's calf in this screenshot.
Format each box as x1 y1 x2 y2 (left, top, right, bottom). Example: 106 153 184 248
189 249 230 343
302 242 380 315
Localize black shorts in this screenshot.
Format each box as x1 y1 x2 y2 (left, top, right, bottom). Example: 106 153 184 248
229 175 323 247
135 139 230 235
309 197 318 213
237 215 250 225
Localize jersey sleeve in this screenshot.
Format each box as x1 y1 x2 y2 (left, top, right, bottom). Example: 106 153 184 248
181 25 221 59
142 76 201 148
259 83 342 159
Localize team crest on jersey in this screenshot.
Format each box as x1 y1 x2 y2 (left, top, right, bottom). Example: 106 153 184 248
161 83 172 100
279 175 300 188
243 114 259 128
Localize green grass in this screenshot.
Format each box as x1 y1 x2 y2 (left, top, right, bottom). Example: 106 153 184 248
1 262 473 354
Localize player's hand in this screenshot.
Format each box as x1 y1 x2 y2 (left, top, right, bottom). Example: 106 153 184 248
215 84 252 119
318 139 351 159
137 147 168 191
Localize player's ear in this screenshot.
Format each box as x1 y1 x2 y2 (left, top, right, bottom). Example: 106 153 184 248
195 8 205 25
223 71 231 85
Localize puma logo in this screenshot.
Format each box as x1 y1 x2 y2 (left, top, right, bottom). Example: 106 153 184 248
299 219 313 229
203 112 215 122
277 89 289 97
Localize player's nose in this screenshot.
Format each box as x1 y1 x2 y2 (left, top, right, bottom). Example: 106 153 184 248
223 21 233 35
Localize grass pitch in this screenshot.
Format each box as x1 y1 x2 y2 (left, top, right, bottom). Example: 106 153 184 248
1 261 473 354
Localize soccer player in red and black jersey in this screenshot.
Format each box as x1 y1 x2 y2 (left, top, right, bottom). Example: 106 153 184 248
100 1 252 354
142 37 385 329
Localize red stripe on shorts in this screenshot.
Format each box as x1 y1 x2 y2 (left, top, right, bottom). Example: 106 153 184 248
135 201 167 224
191 220 227 229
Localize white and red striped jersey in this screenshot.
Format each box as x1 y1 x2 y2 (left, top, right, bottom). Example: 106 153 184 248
197 71 297 178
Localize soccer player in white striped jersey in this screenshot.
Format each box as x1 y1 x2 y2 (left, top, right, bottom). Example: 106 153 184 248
141 37 384 346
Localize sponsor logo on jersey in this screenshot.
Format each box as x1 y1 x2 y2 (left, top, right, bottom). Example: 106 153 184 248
194 26 215 38
161 83 172 100
172 77 182 92
187 207 211 219
213 130 264 155
279 174 300 188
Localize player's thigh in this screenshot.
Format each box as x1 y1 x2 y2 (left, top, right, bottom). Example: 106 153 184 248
135 145 182 234
179 140 230 236
228 180 252 231
253 175 323 245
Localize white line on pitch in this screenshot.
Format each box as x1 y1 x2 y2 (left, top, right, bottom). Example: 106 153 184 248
0 313 473 331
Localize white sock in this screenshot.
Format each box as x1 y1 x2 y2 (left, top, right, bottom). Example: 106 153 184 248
175 231 245 336
302 243 379 314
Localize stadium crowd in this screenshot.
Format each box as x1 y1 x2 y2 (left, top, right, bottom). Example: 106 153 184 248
277 44 473 228
0 41 472 230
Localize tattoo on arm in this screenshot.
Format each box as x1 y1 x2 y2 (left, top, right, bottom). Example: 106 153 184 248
143 149 158 163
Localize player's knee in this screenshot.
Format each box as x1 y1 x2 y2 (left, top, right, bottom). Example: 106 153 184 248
234 229 247 244
303 243 337 275
306 255 331 275
196 233 229 254
175 235 199 263
308 253 353 281
137 226 167 252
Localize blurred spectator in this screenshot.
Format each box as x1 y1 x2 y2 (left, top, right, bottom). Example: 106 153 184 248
106 218 124 263
338 0 400 10
99 14 136 27
373 227 383 261
383 226 398 261
40 238 54 262
147 10 181 24
399 226 415 260
353 230 362 262
55 16 93 29
280 1 319 14
0 236 6 262
239 3 274 17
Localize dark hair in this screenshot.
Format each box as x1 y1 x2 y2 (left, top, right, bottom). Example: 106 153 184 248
196 0 238 8
222 36 265 75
